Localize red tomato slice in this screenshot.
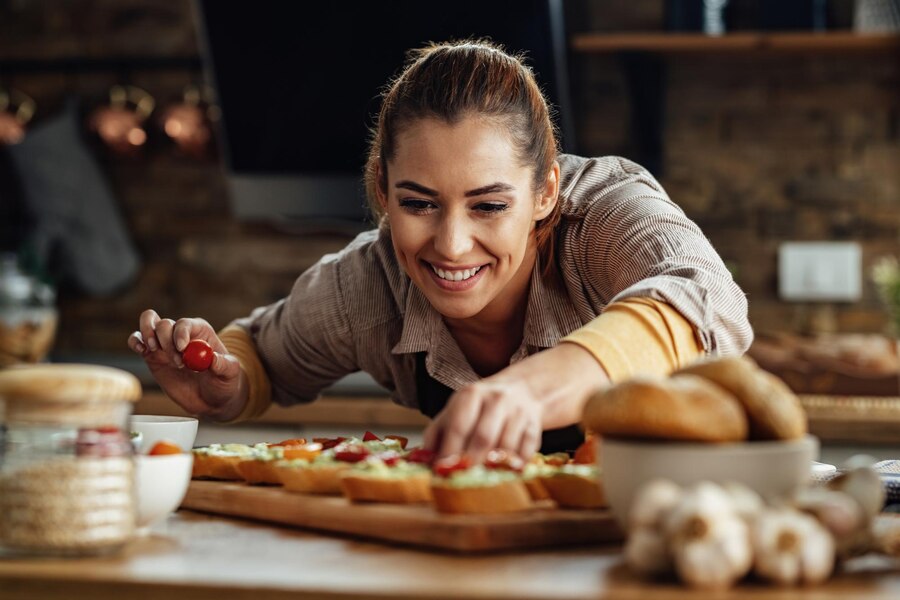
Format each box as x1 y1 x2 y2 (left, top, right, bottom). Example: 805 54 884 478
433 454 471 477
313 437 346 450
334 445 370 463
573 436 598 465
405 448 436 465
183 339 213 372
362 431 380 442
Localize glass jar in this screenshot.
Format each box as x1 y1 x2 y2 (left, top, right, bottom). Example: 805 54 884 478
0 364 142 556
0 253 58 366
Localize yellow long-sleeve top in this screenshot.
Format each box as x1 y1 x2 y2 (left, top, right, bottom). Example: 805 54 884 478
218 297 702 423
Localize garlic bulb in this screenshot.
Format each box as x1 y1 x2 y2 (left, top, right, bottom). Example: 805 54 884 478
721 482 764 522
629 479 683 528
664 483 752 589
624 526 672 577
752 507 835 585
827 463 884 523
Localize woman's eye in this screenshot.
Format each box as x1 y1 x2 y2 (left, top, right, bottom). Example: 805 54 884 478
399 199 435 212
475 203 509 214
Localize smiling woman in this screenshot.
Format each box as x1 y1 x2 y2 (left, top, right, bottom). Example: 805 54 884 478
128 40 753 461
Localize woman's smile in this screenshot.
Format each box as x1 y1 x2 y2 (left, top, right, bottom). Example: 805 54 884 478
423 260 489 291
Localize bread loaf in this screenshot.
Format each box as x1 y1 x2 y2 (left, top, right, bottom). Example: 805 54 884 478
582 375 748 442
675 356 807 440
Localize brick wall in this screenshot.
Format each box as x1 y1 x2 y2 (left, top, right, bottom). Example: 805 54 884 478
2 0 898 357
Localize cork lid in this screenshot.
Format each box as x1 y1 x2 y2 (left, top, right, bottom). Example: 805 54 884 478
0 364 142 404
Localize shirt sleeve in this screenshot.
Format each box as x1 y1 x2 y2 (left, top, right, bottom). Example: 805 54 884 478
561 297 702 382
217 323 272 422
569 156 753 356
228 252 359 408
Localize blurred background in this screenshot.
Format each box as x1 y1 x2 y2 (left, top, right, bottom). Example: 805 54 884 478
0 0 898 436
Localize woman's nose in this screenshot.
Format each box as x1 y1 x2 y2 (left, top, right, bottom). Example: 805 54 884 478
433 215 474 261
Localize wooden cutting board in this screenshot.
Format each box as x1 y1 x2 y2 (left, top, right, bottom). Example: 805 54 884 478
181 480 623 553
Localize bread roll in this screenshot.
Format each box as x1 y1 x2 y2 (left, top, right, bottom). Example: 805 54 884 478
582 375 748 442
676 356 807 440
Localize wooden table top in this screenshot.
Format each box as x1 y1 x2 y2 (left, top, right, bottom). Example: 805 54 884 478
2 510 900 600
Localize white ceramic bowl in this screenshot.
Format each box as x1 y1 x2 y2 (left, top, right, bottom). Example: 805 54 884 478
130 415 198 455
601 435 819 526
135 453 194 531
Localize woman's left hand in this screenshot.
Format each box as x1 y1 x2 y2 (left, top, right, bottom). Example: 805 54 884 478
423 378 544 464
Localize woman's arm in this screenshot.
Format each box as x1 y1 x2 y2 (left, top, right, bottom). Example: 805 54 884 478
423 297 702 460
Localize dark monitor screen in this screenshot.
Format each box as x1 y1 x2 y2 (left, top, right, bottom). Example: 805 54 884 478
197 0 573 229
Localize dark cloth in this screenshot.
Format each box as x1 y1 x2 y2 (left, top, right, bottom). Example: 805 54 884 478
4 99 139 295
414 352 584 455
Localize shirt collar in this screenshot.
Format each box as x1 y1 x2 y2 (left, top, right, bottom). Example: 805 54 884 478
391 256 584 385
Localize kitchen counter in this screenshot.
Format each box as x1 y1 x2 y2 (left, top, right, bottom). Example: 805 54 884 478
2 510 900 600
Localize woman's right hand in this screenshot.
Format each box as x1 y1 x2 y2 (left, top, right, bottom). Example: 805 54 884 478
127 309 247 420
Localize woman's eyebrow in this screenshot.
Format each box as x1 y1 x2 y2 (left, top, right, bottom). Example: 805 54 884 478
395 181 438 197
394 180 515 197
465 182 514 197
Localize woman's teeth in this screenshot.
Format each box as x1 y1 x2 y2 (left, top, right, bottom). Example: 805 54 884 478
432 265 482 282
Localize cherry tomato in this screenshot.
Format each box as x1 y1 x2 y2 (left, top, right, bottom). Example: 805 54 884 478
384 435 408 449
362 431 380 442
183 339 213 372
149 440 183 455
432 454 471 477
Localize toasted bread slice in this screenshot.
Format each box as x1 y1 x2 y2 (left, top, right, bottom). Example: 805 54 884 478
236 459 282 485
540 470 606 509
431 479 533 514
191 453 243 480
276 463 350 494
341 473 433 503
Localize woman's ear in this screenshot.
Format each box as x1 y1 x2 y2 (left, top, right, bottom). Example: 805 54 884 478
534 161 559 220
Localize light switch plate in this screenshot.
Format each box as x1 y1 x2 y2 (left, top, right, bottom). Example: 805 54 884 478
778 242 862 302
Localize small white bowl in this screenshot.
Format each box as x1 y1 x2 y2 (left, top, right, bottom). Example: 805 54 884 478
130 415 198 454
601 435 819 526
135 453 194 532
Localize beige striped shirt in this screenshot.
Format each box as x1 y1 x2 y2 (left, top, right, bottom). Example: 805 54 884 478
233 154 753 410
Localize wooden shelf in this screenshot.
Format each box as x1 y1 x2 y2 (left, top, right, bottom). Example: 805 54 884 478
571 31 900 54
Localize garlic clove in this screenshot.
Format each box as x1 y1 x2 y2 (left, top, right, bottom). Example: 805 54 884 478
827 465 884 523
629 479 683 528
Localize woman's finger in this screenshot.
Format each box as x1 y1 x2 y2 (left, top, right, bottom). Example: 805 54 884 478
436 392 483 458
517 419 543 461
209 351 241 380
465 395 506 463
127 331 147 354
172 317 216 353
498 412 528 457
139 309 161 352
153 318 183 367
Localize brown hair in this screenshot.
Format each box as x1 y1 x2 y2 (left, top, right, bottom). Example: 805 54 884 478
364 39 562 279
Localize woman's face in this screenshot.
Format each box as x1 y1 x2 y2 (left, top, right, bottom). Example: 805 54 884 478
379 116 557 323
